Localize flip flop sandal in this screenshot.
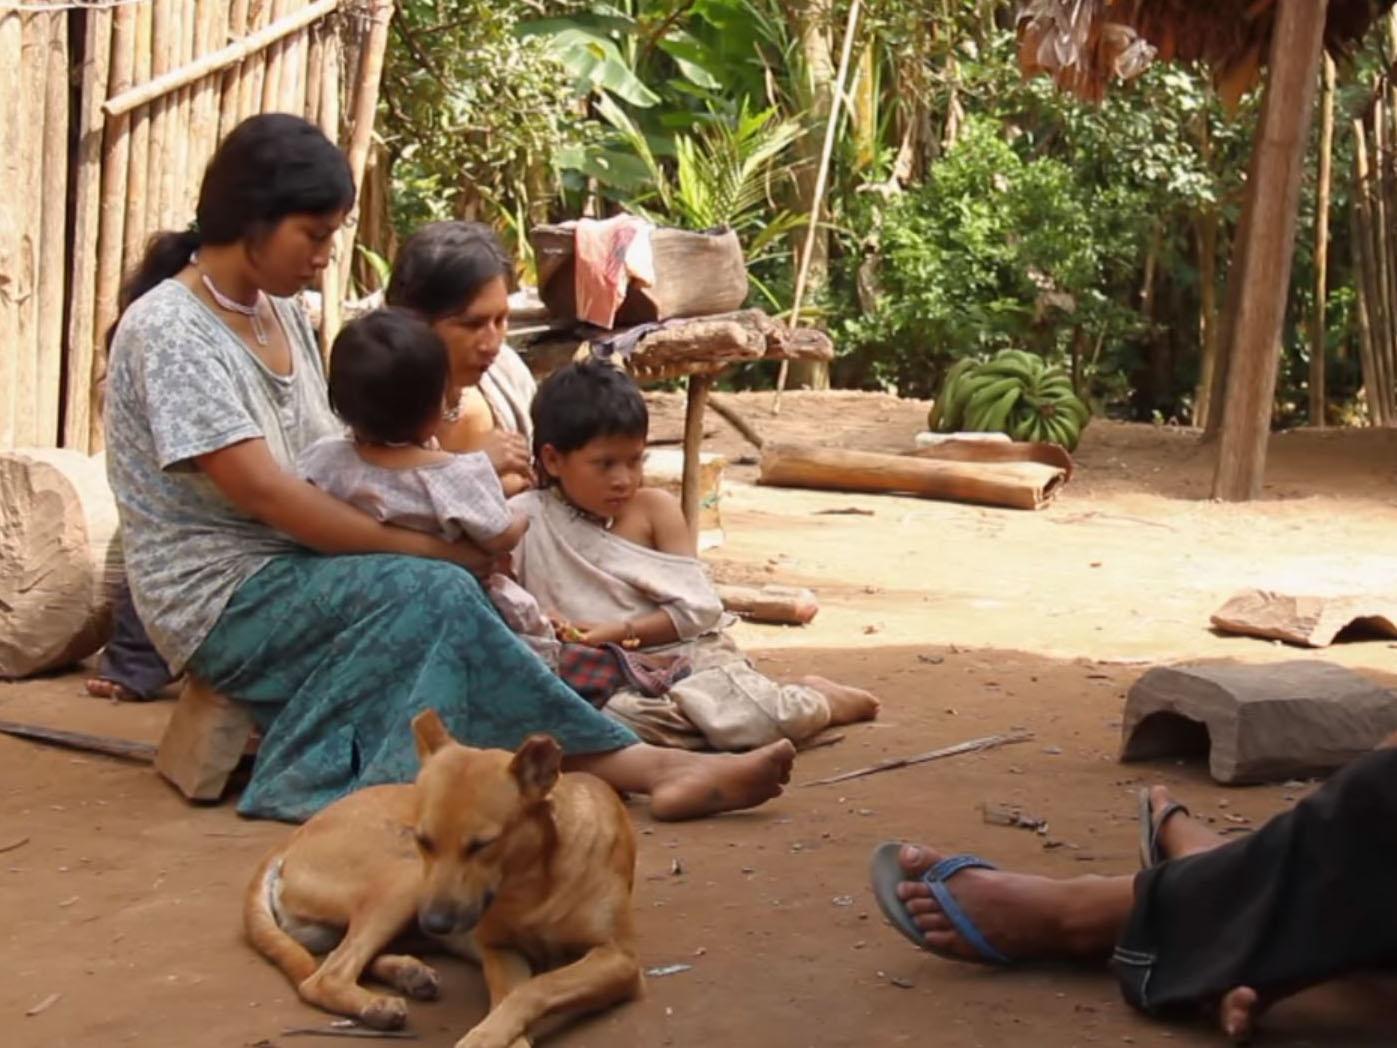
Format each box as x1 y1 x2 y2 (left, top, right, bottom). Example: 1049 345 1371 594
1137 787 1191 869
869 842 1011 966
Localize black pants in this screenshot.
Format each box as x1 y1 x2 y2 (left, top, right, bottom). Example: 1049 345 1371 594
96 583 175 699
1112 748 1397 1014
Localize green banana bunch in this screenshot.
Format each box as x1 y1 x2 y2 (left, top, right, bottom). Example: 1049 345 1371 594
929 349 1091 451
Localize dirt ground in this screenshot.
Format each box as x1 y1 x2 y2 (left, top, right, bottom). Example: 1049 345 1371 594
4 392 1397 1047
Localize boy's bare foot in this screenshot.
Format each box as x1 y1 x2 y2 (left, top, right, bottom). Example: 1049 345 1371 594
802 676 880 725
893 844 1132 961
1148 785 1225 860
1220 986 1263 1043
85 677 139 702
649 739 796 821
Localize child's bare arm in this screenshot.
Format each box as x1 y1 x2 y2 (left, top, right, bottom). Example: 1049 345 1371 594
618 487 694 556
476 507 530 554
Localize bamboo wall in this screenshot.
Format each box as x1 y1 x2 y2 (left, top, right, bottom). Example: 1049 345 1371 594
0 0 390 455
1352 92 1397 426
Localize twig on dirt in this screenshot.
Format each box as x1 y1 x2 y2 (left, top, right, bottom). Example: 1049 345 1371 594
645 963 694 978
798 732 846 752
0 835 30 854
709 395 765 449
800 731 1034 788
0 720 157 764
25 992 62 1017
280 1027 418 1040
814 507 875 516
1048 511 1177 532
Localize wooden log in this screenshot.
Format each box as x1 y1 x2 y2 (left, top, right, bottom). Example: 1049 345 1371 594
188 0 226 215
1350 189 1383 424
171 0 195 223
121 0 154 299
305 20 324 126
261 0 290 113
1211 0 1327 501
0 450 123 680
680 373 713 539
758 443 1068 511
239 0 270 122
64 6 114 453
217 0 250 139
14 11 45 447
0 8 21 450
92 3 137 455
317 17 342 357
905 438 1075 480
0 721 156 765
147 0 175 233
35 9 67 448
155 677 256 802
1310 54 1335 428
717 584 819 626
279 24 307 115
710 394 765 449
338 0 394 292
1371 99 1395 421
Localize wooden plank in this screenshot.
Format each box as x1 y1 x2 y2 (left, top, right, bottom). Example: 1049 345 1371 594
0 8 22 450
92 1 137 454
1211 0 1328 501
63 5 113 453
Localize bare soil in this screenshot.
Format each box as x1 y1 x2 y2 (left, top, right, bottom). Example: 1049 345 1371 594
4 392 1397 1047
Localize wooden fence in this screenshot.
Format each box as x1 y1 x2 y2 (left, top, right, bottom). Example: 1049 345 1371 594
0 0 391 455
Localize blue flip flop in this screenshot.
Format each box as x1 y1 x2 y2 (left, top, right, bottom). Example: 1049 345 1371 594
869 842 1011 966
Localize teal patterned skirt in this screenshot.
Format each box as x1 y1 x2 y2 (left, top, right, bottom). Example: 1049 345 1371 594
187 553 638 822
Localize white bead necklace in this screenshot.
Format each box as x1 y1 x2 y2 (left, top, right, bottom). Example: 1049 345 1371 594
192 253 269 346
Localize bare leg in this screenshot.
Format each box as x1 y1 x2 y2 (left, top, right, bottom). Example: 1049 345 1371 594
565 740 795 820
893 844 1134 961
1148 785 1226 860
799 676 880 726
1219 986 1264 1043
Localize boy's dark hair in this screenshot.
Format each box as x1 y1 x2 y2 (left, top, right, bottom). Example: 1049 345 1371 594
531 359 649 480
385 221 513 320
328 309 448 445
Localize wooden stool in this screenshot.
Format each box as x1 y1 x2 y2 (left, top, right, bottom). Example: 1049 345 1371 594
155 677 256 802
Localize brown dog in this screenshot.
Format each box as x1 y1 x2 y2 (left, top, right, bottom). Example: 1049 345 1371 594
244 711 642 1047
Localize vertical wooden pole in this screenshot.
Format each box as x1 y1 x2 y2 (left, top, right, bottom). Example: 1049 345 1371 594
15 10 46 447
1212 0 1327 501
682 372 713 543
146 0 174 233
261 0 289 112
305 22 324 126
318 17 342 359
1372 99 1395 421
1309 55 1335 428
171 0 195 221
37 9 69 447
122 0 154 275
338 0 394 293
280 24 306 115
241 0 269 121
219 0 251 139
93 3 137 454
1350 186 1384 424
65 6 114 452
190 0 225 204
0 7 22 450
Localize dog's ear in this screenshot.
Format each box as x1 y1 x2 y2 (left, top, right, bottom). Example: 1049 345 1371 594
510 734 562 801
412 709 453 762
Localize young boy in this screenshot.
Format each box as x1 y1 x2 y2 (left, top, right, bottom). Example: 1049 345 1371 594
511 359 880 751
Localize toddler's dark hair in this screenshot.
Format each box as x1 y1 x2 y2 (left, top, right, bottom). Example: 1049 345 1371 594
531 359 648 482
328 309 448 445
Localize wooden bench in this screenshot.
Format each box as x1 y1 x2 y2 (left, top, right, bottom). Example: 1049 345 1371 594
155 677 256 802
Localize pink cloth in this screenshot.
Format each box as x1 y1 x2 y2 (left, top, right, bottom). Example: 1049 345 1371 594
572 215 655 328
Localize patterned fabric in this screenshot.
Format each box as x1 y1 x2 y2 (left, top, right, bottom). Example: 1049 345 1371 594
104 280 339 672
300 436 513 545
477 345 537 445
186 552 638 823
557 643 692 707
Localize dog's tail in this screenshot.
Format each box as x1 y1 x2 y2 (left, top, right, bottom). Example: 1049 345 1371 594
244 851 318 988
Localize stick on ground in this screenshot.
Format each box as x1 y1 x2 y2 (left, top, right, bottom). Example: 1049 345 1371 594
0 720 157 764
800 730 1034 787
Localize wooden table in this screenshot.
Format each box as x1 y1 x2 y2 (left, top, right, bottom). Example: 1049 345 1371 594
518 309 834 534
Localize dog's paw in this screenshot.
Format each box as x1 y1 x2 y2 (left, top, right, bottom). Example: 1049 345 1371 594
360 995 409 1031
393 959 441 1001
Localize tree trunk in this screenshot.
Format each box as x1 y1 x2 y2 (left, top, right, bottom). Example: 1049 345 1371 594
1212 0 1327 501
1194 209 1220 426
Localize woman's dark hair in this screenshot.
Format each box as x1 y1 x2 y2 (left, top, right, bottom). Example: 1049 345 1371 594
385 221 512 320
328 309 449 445
114 114 354 327
531 359 649 484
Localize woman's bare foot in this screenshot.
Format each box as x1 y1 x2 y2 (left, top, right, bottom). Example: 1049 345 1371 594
893 844 1133 961
85 677 139 702
649 739 796 821
801 676 880 725
1148 785 1225 860
1219 986 1263 1043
